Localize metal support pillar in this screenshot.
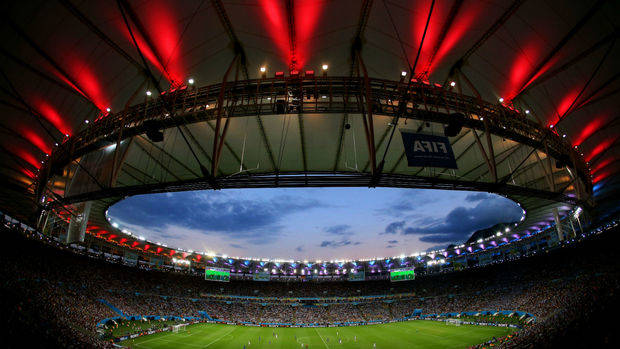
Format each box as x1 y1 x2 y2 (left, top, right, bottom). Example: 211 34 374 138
212 55 239 176
356 52 377 176
66 201 92 244
553 207 564 242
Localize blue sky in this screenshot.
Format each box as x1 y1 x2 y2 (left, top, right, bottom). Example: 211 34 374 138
108 188 523 260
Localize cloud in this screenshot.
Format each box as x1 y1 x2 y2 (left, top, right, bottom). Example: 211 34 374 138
319 240 361 248
380 195 522 243
323 224 353 236
465 192 491 202
382 221 406 234
387 240 398 244
108 191 325 243
229 243 244 249
295 245 304 252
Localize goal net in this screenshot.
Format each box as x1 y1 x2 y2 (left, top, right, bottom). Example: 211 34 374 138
445 318 462 326
172 323 188 333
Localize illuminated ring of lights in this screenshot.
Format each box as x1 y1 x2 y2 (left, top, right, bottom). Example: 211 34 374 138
41 76 590 203
36 76 592 266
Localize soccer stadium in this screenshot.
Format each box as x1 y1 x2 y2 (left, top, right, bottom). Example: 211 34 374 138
1 0 619 348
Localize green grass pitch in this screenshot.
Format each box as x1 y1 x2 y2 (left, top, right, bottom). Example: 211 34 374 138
121 320 515 348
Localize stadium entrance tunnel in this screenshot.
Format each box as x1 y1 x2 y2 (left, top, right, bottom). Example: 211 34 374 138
105 187 524 261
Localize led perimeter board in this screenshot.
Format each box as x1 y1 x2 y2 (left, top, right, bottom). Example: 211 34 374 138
205 267 230 282
390 268 415 282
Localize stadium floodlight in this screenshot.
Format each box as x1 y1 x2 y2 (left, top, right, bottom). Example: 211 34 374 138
322 64 328 71
505 227 510 232
188 78 194 85
525 109 530 114
106 107 111 112
314 269 318 274
146 90 152 96
260 66 266 73
496 232 501 237
112 222 119 228
498 97 504 103
401 71 407 77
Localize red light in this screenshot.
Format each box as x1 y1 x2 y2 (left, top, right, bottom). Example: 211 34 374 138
586 136 619 162
275 71 284 77
131 241 140 248
259 0 323 69
305 70 314 76
290 70 300 76
32 99 72 136
574 115 609 146
116 0 185 86
591 158 614 175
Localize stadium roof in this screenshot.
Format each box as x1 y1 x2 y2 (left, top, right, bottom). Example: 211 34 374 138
0 0 618 237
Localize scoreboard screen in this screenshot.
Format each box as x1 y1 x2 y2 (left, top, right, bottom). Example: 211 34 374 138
390 268 415 282
204 267 230 282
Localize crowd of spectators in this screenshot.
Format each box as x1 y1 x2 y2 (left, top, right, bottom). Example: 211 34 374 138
2 220 618 348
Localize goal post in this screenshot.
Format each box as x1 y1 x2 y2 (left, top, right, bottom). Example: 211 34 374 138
445 318 462 326
172 323 188 333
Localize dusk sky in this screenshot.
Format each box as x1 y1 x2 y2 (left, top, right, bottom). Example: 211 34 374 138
108 188 523 260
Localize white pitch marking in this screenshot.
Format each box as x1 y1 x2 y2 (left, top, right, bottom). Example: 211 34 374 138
314 328 330 349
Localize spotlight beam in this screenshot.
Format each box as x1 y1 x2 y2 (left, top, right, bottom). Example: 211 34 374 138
445 0 525 83
58 0 146 75
514 0 606 99
514 32 617 99
5 19 100 111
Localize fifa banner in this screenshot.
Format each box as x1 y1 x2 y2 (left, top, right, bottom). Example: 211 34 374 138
348 270 365 282
400 131 458 169
253 271 270 282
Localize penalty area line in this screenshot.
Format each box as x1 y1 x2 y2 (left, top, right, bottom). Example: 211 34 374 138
314 328 330 349
202 327 236 348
